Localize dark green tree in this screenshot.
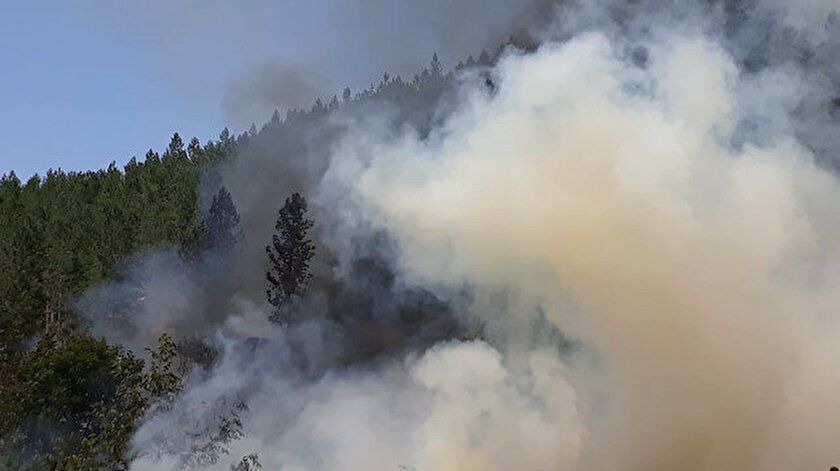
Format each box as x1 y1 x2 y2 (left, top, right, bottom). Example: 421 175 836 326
207 188 241 247
182 187 242 262
142 333 183 408
265 193 314 318
0 333 183 470
163 133 187 163
0 335 145 470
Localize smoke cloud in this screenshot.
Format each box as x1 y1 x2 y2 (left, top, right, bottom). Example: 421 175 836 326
223 65 331 129
328 20 840 471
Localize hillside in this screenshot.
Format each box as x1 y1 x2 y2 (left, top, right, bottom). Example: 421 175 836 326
3 1 840 470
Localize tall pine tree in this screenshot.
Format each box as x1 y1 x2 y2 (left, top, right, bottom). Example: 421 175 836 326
182 186 242 262
204 187 242 253
265 193 314 322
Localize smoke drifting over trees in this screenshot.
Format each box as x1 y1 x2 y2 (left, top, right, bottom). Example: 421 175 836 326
3 0 840 470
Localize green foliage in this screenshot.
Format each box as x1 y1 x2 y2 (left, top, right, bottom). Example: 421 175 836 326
181 186 242 263
0 335 145 470
0 134 229 357
0 129 219 468
143 333 183 406
203 187 242 253
265 193 315 321
0 333 184 470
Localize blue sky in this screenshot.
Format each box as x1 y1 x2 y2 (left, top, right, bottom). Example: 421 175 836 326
0 1 522 179
0 3 224 179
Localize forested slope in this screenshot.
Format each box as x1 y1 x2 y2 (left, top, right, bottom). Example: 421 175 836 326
0 133 232 356
0 51 485 469
4 2 836 464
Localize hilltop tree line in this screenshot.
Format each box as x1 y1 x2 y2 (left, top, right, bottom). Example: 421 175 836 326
0 132 234 470
0 133 233 357
0 133 315 471
0 51 475 470
0 131 318 470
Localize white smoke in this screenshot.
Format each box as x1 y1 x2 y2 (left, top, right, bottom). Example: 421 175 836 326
131 338 583 471
775 0 840 33
123 1 840 470
326 27 840 471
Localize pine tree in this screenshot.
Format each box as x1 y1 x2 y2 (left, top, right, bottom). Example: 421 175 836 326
187 137 202 161
265 193 314 318
182 187 241 262
204 187 242 252
164 133 188 163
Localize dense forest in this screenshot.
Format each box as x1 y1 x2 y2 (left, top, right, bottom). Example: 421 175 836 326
0 49 506 469
0 129 235 469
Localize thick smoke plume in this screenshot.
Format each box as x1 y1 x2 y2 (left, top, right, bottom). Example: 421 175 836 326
331 28 840 469
75 0 840 470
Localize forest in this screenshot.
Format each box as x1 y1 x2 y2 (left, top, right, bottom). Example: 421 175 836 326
0 50 506 469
